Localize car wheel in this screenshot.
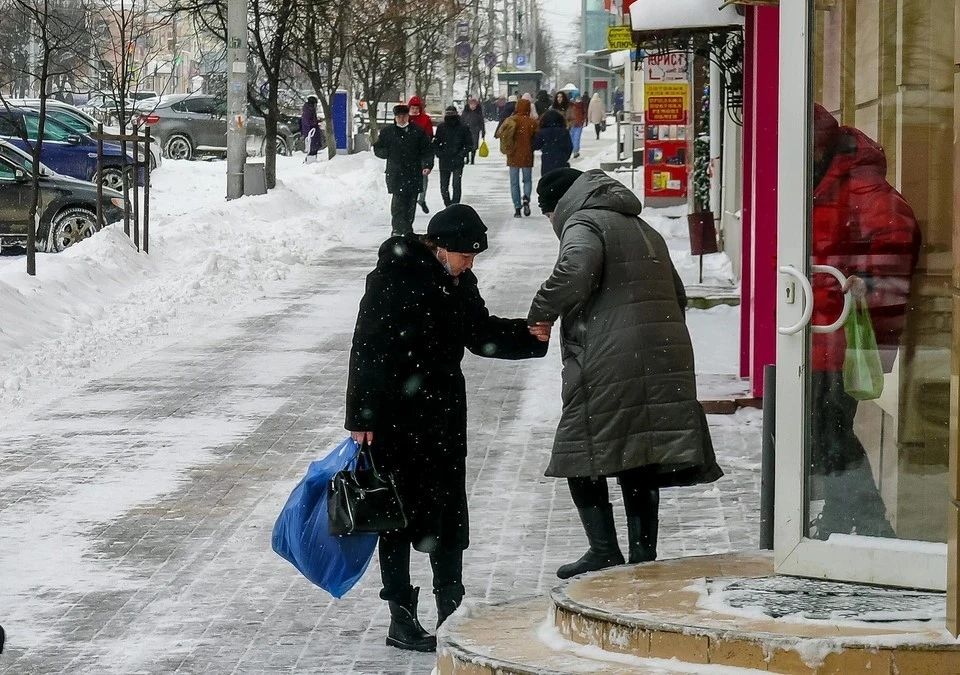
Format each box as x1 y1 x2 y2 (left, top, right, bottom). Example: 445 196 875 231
164 134 193 160
50 207 99 252
95 166 125 191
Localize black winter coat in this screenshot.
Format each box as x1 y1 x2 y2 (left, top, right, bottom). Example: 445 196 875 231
345 237 548 551
373 124 434 195
433 116 474 171
533 110 573 176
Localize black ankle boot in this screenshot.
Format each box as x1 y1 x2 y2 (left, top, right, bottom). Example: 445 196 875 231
522 196 531 216
514 208 522 218
435 584 464 628
557 504 625 579
386 587 436 652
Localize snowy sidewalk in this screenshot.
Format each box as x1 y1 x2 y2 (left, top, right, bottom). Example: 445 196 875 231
0 134 761 674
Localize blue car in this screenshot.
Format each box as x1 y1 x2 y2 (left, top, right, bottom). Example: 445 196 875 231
0 108 140 190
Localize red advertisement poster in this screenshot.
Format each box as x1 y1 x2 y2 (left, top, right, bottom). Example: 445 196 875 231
644 82 689 199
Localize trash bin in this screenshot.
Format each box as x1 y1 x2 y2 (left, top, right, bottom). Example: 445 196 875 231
244 163 267 196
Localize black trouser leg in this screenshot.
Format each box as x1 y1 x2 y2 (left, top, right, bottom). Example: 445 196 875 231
390 192 417 236
595 123 601 139
559 477 624 579
811 371 894 538
439 169 452 206
451 168 463 204
379 532 412 602
618 468 659 563
430 548 464 628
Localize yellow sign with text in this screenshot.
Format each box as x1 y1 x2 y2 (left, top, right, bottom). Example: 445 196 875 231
644 83 689 124
606 26 633 51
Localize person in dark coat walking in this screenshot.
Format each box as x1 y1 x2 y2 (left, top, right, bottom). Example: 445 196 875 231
373 104 434 236
346 205 548 652
301 95 325 163
533 109 573 176
432 106 474 206
494 95 517 135
461 97 486 164
535 90 551 117
527 168 723 579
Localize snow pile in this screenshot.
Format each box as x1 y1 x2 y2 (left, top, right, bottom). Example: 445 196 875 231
0 153 389 413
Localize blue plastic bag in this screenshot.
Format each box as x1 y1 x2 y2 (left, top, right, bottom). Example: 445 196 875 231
272 438 378 598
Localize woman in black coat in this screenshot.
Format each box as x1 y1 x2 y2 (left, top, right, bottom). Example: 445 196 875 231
533 109 573 176
345 205 547 652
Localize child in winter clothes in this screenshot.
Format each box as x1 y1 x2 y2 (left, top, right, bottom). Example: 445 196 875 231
533 109 573 176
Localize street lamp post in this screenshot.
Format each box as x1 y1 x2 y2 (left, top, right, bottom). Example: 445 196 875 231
226 0 247 200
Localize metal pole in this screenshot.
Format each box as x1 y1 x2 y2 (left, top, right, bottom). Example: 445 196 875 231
760 364 777 550
96 123 104 231
709 55 722 228
226 0 248 200
144 127 150 253
132 133 140 250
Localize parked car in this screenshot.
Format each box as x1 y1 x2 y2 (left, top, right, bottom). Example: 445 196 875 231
0 138 57 177
128 90 159 102
81 94 136 126
134 94 294 160
0 152 126 252
2 99 161 171
0 108 140 190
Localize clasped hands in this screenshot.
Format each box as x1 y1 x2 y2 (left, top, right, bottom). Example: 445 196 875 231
528 321 553 343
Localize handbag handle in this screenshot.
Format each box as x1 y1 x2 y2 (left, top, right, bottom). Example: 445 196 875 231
357 440 388 482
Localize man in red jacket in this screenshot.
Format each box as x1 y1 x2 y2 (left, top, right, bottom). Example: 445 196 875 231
408 96 435 213
809 104 921 540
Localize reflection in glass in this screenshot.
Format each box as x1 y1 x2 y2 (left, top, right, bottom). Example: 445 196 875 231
806 1 954 545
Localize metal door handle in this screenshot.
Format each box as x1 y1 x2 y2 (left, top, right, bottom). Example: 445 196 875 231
778 265 813 335
810 264 852 334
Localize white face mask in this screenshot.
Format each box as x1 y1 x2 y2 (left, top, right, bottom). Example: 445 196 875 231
396 121 409 128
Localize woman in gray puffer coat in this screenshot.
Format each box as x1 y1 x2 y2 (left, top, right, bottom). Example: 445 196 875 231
528 168 722 579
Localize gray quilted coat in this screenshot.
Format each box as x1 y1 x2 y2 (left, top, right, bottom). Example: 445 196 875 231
529 170 722 485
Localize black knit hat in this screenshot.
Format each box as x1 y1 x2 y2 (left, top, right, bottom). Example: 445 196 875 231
393 104 410 115
444 105 458 115
426 204 488 253
537 168 583 213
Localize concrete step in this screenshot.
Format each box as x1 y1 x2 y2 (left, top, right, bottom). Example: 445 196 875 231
437 596 765 674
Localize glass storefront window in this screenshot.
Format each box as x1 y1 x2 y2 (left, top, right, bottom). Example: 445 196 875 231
805 1 954 547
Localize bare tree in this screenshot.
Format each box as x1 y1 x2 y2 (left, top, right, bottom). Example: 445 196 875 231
350 0 407 143
406 0 465 99
290 0 351 159
0 0 93 275
171 0 298 188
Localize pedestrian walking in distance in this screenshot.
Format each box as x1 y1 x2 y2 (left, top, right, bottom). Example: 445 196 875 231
301 95 324 163
461 97 486 164
569 94 587 157
407 95 435 213
433 105 474 207
528 168 723 580
373 104 434 237
346 204 548 651
533 109 573 176
495 97 538 218
588 92 605 140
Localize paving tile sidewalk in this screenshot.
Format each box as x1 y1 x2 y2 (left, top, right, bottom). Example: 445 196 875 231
0 156 761 675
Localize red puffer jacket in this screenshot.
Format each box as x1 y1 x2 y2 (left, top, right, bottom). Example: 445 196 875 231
811 124 920 372
407 96 434 138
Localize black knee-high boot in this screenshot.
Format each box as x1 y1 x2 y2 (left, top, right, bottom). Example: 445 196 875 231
557 504 625 579
625 487 660 564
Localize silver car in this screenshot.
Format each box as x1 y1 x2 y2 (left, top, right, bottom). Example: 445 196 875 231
134 94 293 160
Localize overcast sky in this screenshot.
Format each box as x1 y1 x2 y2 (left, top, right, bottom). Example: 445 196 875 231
540 0 582 57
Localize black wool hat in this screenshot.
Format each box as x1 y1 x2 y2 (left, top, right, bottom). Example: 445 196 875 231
393 104 410 115
426 204 488 253
537 168 583 213
444 105 458 115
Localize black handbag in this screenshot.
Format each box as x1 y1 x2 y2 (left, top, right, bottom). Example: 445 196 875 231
328 442 408 536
